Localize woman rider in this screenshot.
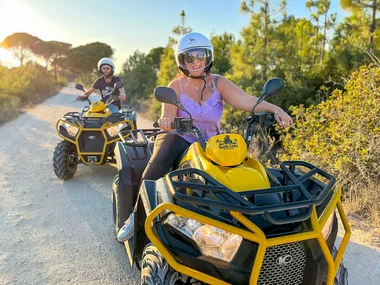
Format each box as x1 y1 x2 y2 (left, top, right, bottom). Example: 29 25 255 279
117 32 293 242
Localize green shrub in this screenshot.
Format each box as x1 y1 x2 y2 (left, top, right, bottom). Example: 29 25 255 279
56 76 68 87
74 73 98 88
280 65 380 224
0 63 57 123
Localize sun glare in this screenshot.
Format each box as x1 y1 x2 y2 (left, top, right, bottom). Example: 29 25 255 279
0 48 16 67
0 0 44 66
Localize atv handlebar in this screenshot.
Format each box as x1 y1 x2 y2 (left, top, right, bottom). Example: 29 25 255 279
152 112 276 149
245 112 276 147
153 117 206 148
153 117 193 131
74 96 91 105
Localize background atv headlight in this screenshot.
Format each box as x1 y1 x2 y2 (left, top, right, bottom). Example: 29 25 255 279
164 214 242 262
106 125 119 137
106 123 128 137
60 122 79 137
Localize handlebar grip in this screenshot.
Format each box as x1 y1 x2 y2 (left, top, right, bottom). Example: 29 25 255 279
153 122 159 128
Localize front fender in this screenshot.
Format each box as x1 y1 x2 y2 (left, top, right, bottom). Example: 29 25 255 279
114 141 151 185
133 177 173 262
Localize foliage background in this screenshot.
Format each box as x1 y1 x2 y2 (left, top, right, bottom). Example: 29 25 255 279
1 1 379 223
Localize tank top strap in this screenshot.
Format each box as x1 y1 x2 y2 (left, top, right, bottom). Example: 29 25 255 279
211 74 216 91
178 78 183 94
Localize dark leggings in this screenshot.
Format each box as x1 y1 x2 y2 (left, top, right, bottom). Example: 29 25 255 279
141 133 190 180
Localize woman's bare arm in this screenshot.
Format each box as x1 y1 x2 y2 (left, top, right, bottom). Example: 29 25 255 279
216 75 293 127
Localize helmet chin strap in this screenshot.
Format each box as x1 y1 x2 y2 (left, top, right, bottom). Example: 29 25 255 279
189 75 207 101
182 63 213 101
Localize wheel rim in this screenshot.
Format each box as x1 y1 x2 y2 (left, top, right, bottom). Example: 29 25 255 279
67 148 78 170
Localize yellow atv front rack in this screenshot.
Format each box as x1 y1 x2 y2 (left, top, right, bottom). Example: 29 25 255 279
145 184 351 285
56 118 134 165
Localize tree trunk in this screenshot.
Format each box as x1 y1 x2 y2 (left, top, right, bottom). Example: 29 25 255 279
19 46 24 66
299 26 304 74
321 12 328 63
262 0 269 82
369 0 377 45
54 62 58 84
314 18 319 64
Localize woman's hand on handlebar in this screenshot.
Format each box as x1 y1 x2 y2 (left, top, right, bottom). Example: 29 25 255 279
158 116 172 131
273 108 293 128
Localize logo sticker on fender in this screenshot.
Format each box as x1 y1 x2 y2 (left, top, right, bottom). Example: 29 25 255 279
217 135 238 150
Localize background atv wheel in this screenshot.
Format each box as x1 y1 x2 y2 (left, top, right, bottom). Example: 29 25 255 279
141 244 201 285
322 247 348 285
53 140 78 180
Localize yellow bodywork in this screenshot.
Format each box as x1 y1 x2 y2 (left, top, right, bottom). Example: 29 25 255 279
206 134 247 167
144 132 351 285
84 101 111 118
145 185 351 285
179 136 270 192
56 112 134 165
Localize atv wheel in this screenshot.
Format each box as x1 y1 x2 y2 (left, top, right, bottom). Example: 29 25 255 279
141 244 201 285
53 140 78 180
112 190 116 225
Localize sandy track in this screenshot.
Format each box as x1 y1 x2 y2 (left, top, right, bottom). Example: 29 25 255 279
0 84 149 285
0 84 378 284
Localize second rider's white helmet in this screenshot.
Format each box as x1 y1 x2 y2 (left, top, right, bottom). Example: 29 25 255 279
98 58 115 76
174 32 214 78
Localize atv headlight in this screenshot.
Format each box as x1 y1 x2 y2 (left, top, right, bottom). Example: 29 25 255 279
164 214 242 262
106 125 119 137
321 210 335 239
106 123 131 137
60 122 79 137
105 123 125 137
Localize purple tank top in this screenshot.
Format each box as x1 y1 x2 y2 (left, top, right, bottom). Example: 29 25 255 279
178 75 224 143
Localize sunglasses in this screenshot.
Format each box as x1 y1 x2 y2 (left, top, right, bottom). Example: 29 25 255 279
184 51 209 64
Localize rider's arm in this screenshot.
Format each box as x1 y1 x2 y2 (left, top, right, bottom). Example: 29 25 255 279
83 87 96 98
216 75 292 127
158 79 180 130
119 87 126 101
76 87 96 100
112 76 126 101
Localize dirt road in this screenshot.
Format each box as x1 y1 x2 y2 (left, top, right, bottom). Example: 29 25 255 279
0 84 378 284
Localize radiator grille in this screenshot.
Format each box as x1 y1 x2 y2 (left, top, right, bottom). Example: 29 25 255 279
258 241 307 285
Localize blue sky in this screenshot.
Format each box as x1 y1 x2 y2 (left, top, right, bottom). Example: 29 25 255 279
0 0 346 71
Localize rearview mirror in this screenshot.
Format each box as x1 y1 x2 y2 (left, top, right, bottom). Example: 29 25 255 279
154 86 180 107
154 86 192 118
257 78 284 104
75 84 85 92
114 81 124 89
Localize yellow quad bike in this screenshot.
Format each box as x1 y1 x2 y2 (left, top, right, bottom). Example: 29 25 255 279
113 79 351 285
53 82 136 180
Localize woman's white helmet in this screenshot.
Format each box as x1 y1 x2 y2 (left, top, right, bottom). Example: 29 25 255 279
174 32 214 78
98 58 115 76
